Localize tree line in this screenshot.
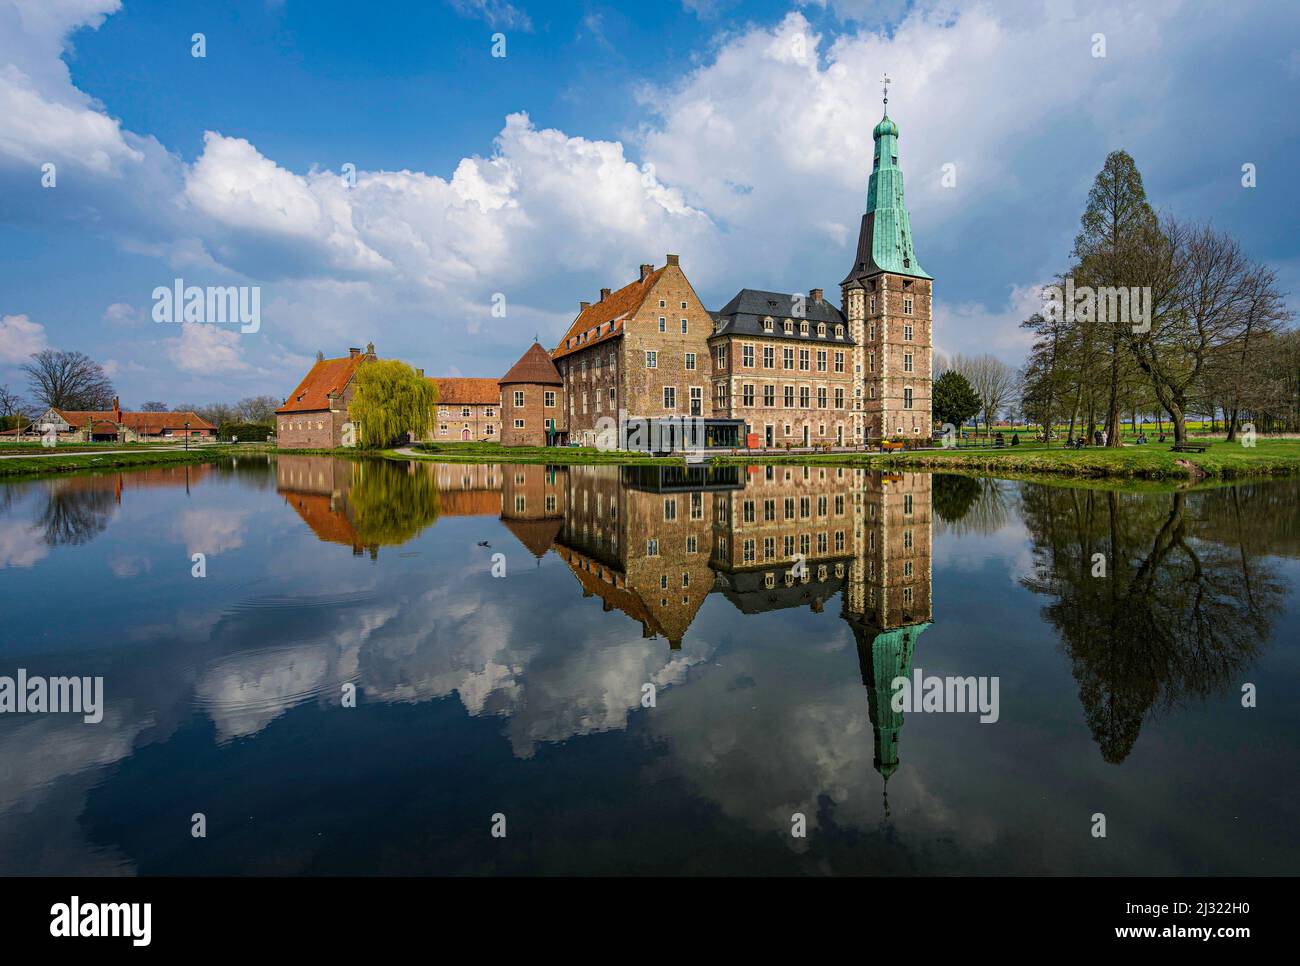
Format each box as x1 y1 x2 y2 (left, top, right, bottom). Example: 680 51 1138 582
0 348 284 433
1019 151 1295 445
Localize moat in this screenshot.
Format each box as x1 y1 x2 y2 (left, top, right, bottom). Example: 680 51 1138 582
1 456 1297 874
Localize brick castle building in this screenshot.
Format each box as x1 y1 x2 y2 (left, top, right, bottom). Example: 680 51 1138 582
277 99 930 449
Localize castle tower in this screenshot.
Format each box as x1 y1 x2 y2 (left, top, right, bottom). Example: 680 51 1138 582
841 77 933 443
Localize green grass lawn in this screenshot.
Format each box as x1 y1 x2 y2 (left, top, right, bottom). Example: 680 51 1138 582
6 437 1297 483
855 438 1300 479
0 443 274 479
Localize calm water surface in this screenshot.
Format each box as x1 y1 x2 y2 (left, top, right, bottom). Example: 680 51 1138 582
1 456 1297 874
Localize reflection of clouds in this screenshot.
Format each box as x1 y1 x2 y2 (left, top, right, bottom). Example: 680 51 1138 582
0 521 48 568
108 554 152 578
935 521 1035 586
0 709 150 816
643 663 886 838
193 607 391 742
172 508 248 555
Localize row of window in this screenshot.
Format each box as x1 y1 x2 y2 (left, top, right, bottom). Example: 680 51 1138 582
509 390 558 407
723 345 849 373
758 317 846 339
722 385 849 409
864 295 917 316
439 406 495 418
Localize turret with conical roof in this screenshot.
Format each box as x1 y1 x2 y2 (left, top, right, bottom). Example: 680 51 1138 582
499 341 564 446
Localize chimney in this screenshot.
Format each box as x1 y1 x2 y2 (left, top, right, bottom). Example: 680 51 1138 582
639 263 653 281
349 347 361 358
665 253 680 267
810 288 824 304
112 396 120 420
599 288 611 301
580 300 590 311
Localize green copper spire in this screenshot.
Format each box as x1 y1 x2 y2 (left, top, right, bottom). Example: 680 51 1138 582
842 75 930 285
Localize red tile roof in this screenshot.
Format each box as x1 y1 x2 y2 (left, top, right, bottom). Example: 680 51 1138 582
277 354 368 415
551 266 664 361
500 342 563 386
53 409 215 433
432 377 500 406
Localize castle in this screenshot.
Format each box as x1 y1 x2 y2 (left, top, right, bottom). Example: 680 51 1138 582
277 99 932 451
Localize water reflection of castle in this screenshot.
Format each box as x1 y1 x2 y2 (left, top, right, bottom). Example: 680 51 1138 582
274 456 932 782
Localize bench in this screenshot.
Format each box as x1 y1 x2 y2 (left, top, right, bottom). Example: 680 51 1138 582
1171 443 1208 453
880 440 905 452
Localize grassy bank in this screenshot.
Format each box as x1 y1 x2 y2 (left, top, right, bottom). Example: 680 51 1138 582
0 443 277 479
709 439 1300 480
400 439 1300 481
6 438 1297 483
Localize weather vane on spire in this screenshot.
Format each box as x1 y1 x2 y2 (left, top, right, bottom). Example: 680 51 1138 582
882 73 890 112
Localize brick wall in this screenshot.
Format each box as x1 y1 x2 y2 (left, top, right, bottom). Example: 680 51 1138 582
500 383 559 446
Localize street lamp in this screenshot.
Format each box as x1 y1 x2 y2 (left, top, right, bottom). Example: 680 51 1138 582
185 421 190 451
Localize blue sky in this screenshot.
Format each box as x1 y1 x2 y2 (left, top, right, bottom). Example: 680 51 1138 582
1 0 1298 407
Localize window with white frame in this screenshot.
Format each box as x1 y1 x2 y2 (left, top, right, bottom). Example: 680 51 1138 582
513 390 525 407
645 351 657 368
663 386 676 409
685 352 696 371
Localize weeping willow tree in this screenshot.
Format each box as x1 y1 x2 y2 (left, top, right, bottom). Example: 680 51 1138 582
348 359 436 447
348 459 442 546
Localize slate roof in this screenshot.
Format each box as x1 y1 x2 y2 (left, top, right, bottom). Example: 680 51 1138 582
276 354 368 414
552 266 666 361
432 377 500 406
710 289 854 345
501 342 563 386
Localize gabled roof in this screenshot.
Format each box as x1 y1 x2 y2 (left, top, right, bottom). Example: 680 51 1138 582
121 411 215 432
432 377 500 406
500 342 562 386
552 266 665 361
711 289 853 344
51 409 215 432
277 354 368 414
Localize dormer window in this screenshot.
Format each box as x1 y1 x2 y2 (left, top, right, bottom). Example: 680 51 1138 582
835 325 844 339
816 323 826 337
784 320 794 334
763 316 774 332
800 321 809 335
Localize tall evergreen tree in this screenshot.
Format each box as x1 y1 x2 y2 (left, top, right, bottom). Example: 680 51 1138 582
1073 150 1157 446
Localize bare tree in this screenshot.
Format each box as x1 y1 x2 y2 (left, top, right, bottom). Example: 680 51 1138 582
139 401 169 412
954 353 1017 433
21 350 115 410
1126 218 1258 444
235 395 281 423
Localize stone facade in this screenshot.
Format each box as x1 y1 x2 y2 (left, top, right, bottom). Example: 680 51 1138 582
708 290 855 447
847 275 933 440
553 256 717 445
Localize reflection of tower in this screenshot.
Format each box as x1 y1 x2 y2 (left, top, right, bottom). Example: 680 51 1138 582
842 471 933 793
498 464 566 562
